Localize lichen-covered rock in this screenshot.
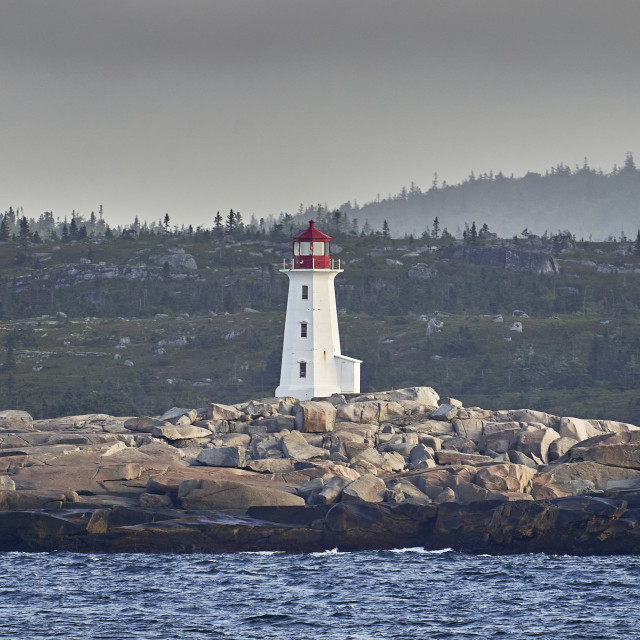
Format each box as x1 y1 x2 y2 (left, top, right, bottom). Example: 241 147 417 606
388 480 431 505
455 482 514 504
474 463 536 493
196 446 246 468
559 417 602 442
160 407 198 425
453 418 484 441
532 461 640 498
336 402 386 424
341 474 386 503
409 444 435 468
480 422 521 454
515 425 560 464
94 463 143 482
382 451 406 472
124 417 168 433
598 420 640 434
281 431 329 461
441 436 477 453
297 476 326 501
507 450 539 468
387 387 440 408
0 411 33 431
431 404 458 421
0 476 16 491
177 479 305 510
568 431 640 470
139 492 173 508
209 403 244 421
435 451 493 466
548 436 579 461
152 424 212 441
294 401 336 433
316 476 350 504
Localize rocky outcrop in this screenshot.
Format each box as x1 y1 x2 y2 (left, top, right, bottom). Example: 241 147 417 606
2 388 640 553
177 479 304 510
6 263 202 294
294 401 336 433
453 245 559 275
0 411 33 431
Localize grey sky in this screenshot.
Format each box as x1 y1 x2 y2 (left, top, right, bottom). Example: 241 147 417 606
2 0 639 228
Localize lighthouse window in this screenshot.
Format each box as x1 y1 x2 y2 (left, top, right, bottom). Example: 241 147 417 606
300 323 308 338
299 362 307 378
302 285 308 300
300 242 312 256
312 243 325 256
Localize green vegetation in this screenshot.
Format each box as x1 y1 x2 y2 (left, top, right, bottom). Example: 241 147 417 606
2 205 640 424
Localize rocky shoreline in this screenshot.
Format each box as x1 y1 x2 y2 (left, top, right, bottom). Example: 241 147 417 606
1 387 640 554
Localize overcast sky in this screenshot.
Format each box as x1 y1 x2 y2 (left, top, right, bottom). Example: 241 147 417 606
2 0 639 228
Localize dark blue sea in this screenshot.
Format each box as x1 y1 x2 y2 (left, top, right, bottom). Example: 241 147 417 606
0 549 638 639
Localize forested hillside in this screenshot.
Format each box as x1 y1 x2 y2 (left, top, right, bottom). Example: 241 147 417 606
2 208 640 424
321 154 640 240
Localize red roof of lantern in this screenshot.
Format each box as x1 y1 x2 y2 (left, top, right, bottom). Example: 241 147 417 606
293 220 332 241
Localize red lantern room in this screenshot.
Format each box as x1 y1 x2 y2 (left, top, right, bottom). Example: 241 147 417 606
292 220 331 269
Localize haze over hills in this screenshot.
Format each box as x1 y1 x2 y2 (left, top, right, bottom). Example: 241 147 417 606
3 155 640 243
314 154 640 241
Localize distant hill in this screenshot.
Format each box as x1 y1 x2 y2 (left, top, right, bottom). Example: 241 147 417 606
322 155 640 240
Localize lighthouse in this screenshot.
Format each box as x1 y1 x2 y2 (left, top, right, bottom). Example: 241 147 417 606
275 220 362 401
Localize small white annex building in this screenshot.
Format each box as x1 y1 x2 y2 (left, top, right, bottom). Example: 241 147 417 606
275 220 362 401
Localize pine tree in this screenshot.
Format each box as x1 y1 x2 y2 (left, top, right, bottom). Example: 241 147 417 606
214 211 224 238
18 216 30 243
0 215 9 241
432 216 440 240
226 209 236 236
382 219 391 239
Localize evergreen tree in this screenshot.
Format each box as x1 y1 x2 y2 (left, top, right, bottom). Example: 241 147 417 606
432 216 440 239
18 216 30 243
214 211 224 238
0 215 9 241
69 216 78 239
624 152 636 172
226 209 236 236
382 219 391 239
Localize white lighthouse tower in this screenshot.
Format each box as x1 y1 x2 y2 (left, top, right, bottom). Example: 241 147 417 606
275 220 361 401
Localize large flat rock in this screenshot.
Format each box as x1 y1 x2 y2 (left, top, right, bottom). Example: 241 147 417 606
177 478 305 510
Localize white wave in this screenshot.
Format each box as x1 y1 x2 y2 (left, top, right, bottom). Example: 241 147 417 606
309 547 346 557
389 547 453 554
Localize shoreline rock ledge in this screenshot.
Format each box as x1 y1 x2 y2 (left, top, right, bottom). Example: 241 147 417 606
1 391 640 555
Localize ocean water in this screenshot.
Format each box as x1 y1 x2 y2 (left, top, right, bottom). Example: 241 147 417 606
0 550 638 639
